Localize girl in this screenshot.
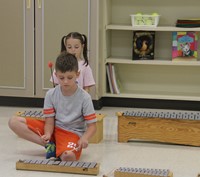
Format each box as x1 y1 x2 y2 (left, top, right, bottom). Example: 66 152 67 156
50 32 95 93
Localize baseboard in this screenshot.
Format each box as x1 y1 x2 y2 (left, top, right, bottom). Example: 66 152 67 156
92 98 103 110
0 96 199 111
102 97 200 111
0 96 44 108
0 96 103 110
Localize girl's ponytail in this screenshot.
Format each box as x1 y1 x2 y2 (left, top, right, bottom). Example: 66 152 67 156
82 34 89 66
61 36 66 52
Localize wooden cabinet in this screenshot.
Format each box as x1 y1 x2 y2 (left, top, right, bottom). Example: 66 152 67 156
0 0 34 97
100 0 200 101
0 0 98 99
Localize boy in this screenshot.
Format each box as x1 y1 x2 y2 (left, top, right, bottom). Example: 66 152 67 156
8 52 97 161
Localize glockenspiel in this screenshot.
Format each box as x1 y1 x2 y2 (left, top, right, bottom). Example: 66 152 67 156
114 167 173 177
103 167 173 177
118 109 200 146
15 110 105 143
16 159 100 175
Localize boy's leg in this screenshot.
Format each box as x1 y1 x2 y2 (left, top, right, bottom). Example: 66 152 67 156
8 116 56 159
55 127 82 161
8 116 45 146
60 150 76 161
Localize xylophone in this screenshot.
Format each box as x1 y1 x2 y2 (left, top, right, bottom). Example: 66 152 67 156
16 159 99 175
103 167 173 177
16 110 105 121
118 109 200 146
15 110 105 143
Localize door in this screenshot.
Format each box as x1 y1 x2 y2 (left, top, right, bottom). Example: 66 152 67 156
0 0 34 97
0 0 90 98
35 0 90 97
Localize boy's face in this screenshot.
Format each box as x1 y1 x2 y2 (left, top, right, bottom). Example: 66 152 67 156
55 70 80 90
65 38 84 59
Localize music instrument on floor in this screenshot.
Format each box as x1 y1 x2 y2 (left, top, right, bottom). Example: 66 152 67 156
16 110 104 120
15 110 105 143
118 109 200 146
103 167 173 177
16 159 99 175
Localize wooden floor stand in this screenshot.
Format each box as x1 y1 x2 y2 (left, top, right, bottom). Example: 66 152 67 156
16 159 100 175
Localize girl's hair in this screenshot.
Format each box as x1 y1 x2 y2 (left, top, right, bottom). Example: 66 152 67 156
61 32 89 66
55 51 78 73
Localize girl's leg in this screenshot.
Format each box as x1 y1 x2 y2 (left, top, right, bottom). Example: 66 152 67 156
8 116 45 146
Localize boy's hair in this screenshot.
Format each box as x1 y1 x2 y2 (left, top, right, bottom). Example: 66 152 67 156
60 32 89 66
55 52 78 73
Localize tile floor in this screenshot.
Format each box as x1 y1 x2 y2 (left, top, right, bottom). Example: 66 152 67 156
1 106 200 177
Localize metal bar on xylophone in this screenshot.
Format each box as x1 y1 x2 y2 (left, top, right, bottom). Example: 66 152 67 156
122 110 200 120
114 167 173 177
16 110 45 119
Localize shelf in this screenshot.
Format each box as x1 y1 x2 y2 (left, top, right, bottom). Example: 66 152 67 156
102 0 200 103
105 58 200 66
106 24 200 32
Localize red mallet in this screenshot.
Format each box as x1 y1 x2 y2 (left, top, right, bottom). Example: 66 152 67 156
48 61 53 68
48 61 55 87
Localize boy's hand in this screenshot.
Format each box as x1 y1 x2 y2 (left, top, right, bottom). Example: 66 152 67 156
41 134 50 144
78 137 88 149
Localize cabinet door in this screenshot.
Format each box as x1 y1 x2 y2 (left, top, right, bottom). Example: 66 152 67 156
0 0 34 97
0 0 92 98
35 0 90 97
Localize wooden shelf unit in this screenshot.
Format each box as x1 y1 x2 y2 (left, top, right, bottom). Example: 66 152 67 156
101 0 200 102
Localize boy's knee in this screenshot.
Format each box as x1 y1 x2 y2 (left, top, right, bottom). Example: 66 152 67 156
60 151 76 161
8 116 25 130
8 116 16 129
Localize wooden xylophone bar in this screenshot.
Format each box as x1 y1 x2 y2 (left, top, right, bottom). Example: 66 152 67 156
118 109 200 146
16 159 100 175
